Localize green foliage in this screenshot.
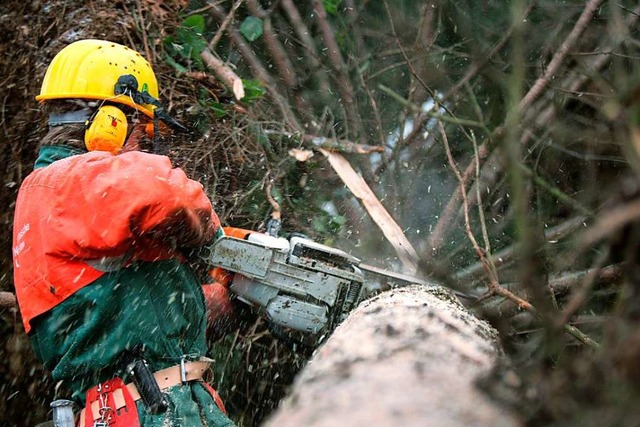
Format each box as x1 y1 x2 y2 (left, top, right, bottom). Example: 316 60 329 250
239 16 263 41
312 211 347 236
163 15 266 126
322 0 342 15
200 95 228 119
241 79 266 103
164 14 208 70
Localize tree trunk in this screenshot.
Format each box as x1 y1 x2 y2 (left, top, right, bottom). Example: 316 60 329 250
263 286 521 427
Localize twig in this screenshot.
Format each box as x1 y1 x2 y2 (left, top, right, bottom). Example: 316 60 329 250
518 0 604 110
263 130 384 154
471 130 499 282
207 2 302 131
311 0 366 143
200 49 246 100
134 0 152 62
558 248 611 325
479 265 622 321
551 264 622 295
265 173 281 222
426 0 621 258
208 0 244 52
425 127 497 256
438 121 530 309
441 114 599 350
455 215 588 282
563 324 600 349
357 66 386 148
377 84 487 128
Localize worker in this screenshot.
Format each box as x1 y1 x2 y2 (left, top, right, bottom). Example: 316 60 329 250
12 39 236 427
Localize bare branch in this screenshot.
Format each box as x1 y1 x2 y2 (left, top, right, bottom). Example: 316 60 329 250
425 1 640 258
279 0 331 95
440 120 533 312
518 0 604 110
455 216 588 282
558 248 612 325
265 173 281 222
311 0 367 143
206 1 302 131
200 49 245 100
246 0 297 90
263 129 385 154
208 0 244 52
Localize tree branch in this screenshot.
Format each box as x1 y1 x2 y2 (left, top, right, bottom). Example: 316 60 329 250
206 1 302 131
311 0 366 143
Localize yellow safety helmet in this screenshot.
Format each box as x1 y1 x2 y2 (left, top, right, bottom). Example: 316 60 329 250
36 39 159 118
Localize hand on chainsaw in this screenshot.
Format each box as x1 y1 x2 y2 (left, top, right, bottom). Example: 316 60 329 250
202 267 256 342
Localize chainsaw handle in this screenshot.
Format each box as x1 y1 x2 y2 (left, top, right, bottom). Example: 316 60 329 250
222 226 253 240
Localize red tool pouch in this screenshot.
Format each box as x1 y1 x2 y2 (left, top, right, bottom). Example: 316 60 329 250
82 378 140 427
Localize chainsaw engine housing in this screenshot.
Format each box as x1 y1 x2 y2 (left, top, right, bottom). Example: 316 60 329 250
206 234 365 346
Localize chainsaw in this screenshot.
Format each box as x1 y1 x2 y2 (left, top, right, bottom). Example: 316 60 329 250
202 228 432 347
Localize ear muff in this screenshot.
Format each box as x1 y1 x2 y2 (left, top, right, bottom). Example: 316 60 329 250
84 105 128 154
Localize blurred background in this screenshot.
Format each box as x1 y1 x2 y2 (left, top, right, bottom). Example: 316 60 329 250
1 0 640 425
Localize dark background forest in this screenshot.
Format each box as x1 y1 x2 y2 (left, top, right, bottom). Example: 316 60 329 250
1 0 640 426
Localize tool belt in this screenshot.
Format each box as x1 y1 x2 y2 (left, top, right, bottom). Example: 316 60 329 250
79 359 212 427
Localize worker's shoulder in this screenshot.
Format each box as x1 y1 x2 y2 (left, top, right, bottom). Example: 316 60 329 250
23 151 180 189
115 150 173 166
72 150 176 173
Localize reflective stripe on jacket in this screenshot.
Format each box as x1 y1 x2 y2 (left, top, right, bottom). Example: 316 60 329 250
13 145 220 332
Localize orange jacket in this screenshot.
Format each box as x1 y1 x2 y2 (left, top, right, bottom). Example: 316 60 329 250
13 148 219 333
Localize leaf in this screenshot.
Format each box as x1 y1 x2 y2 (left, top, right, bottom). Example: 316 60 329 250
241 79 266 103
182 14 205 33
322 0 342 15
164 53 188 74
206 102 228 118
240 16 263 41
165 14 207 66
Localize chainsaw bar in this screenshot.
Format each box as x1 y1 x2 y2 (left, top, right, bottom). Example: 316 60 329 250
359 263 432 287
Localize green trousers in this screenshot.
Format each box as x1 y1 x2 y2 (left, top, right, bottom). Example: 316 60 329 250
30 259 237 426
136 382 235 427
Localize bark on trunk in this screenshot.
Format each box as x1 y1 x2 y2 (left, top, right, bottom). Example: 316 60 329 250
263 285 521 427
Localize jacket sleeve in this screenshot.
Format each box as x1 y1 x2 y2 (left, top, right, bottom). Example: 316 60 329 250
49 151 219 259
